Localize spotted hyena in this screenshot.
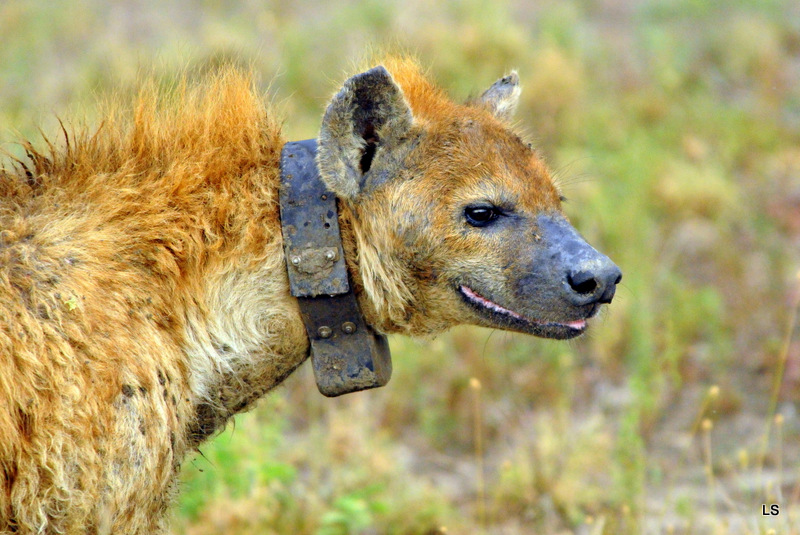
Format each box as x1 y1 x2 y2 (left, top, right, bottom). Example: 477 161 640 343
0 57 620 533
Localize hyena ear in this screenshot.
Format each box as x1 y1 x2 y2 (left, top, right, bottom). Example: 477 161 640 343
317 66 413 200
477 71 521 121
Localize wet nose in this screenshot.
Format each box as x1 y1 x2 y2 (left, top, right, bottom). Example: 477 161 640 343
566 262 622 306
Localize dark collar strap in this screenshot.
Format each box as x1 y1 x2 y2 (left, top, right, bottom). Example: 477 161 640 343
278 139 392 397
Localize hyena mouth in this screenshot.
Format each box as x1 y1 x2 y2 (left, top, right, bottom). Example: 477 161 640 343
458 285 587 339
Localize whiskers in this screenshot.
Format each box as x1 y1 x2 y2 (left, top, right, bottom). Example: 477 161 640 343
551 156 597 193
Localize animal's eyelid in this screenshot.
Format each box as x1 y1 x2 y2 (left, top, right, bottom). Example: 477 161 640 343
496 205 514 215
469 202 513 215
497 201 517 214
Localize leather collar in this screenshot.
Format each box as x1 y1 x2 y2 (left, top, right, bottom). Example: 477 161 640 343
278 139 392 397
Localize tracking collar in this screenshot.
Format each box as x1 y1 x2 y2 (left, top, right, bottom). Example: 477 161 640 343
278 139 392 397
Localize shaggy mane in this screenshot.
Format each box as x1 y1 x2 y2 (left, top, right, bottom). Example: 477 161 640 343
1 68 284 266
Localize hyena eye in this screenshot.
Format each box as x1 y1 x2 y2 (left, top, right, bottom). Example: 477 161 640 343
464 205 500 227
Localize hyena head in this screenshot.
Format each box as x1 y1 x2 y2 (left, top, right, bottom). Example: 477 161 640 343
316 59 621 339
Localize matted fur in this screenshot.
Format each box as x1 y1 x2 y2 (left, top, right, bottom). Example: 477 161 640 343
0 68 311 533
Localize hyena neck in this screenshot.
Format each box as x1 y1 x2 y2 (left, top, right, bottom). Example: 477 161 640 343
336 203 417 336
337 201 461 338
182 149 312 441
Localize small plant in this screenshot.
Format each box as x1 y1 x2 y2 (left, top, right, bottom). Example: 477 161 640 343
317 490 388 535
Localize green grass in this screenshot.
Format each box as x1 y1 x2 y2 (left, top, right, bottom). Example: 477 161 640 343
3 0 800 533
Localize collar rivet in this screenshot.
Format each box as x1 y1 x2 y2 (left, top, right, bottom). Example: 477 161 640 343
342 322 356 334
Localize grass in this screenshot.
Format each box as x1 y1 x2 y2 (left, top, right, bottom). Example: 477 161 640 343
2 0 800 533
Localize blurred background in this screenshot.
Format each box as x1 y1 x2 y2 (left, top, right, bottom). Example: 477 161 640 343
2 0 799 533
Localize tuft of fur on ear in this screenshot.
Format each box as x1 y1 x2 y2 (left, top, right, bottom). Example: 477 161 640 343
478 71 521 121
317 66 413 200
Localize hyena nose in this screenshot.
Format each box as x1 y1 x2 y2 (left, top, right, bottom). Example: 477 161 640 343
566 262 622 306
535 214 622 308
